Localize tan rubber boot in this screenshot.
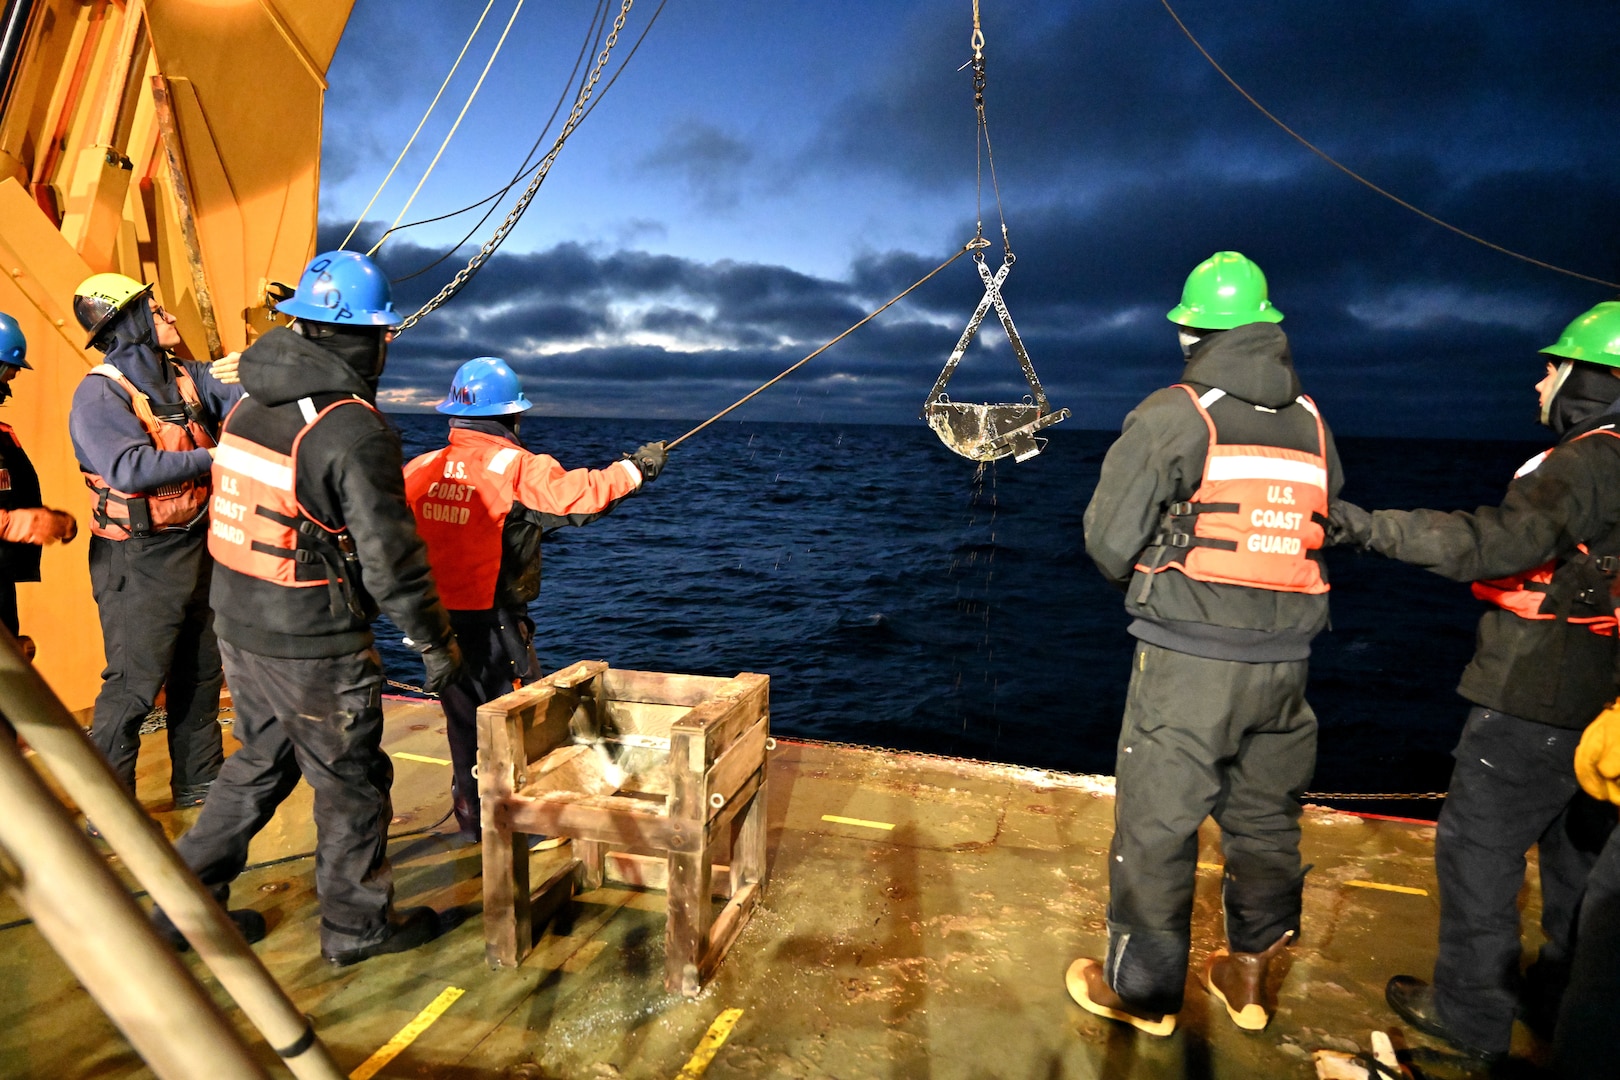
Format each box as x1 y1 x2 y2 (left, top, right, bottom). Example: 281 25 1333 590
1202 930 1294 1031
1065 957 1177 1037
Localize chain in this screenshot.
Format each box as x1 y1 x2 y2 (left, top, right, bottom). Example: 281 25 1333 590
398 0 636 331
386 678 438 699
774 735 1444 800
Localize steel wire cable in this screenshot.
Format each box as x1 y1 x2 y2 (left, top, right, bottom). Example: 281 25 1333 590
374 0 669 275
387 0 612 284
1159 0 1620 291
369 0 530 257
338 0 502 252
398 0 639 331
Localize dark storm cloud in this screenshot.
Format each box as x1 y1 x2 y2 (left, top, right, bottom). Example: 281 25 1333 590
638 121 755 212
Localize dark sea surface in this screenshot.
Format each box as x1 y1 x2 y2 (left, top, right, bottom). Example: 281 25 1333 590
380 413 1545 813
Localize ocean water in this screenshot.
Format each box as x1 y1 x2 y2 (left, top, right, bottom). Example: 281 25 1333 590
380 413 1545 810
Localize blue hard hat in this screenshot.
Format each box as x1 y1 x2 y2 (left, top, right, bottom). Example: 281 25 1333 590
437 357 533 416
275 250 402 327
0 312 30 370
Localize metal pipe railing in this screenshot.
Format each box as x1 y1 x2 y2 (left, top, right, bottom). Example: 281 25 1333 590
0 628 343 1079
0 727 269 1078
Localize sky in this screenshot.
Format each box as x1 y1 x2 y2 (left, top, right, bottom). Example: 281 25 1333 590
317 0 1620 439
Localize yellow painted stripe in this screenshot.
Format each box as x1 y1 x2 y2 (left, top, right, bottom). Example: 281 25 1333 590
393 751 452 766
821 814 895 831
1197 862 1223 871
1345 879 1429 897
675 1007 744 1079
349 986 465 1080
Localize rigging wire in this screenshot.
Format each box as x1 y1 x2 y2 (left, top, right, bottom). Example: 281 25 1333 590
967 0 1009 257
1159 0 1620 291
369 0 530 257
398 0 639 331
386 0 671 285
388 0 611 284
666 242 978 450
338 0 501 252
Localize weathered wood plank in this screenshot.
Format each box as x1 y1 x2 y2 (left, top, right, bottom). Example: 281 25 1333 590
575 840 606 891
700 880 761 986
503 796 673 850
731 775 768 892
600 668 731 707
705 716 768 818
671 673 769 768
600 699 689 738
602 851 734 899
666 848 714 996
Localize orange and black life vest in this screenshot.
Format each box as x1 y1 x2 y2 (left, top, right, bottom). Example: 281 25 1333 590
82 364 216 540
403 438 524 611
1135 384 1330 595
1469 428 1620 636
208 395 373 619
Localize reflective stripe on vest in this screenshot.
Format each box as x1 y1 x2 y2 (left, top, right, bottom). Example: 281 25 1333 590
208 397 368 593
404 439 522 611
1469 427 1620 636
1135 384 1331 594
82 364 216 540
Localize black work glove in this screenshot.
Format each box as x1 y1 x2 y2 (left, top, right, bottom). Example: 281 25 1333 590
628 441 668 482
420 636 464 696
1325 498 1373 550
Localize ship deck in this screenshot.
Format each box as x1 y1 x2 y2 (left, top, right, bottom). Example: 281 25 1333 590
1 698 1544 1079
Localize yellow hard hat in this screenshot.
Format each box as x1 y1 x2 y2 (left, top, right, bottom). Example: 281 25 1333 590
73 272 153 347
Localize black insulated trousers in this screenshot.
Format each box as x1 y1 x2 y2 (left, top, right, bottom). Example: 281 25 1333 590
1104 641 1316 1014
1431 708 1615 1056
440 606 540 840
173 642 399 956
86 530 224 796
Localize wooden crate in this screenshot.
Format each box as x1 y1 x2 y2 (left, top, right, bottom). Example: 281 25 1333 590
476 661 771 996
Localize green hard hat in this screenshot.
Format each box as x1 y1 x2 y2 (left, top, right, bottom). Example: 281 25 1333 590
1540 301 1620 368
1166 251 1285 329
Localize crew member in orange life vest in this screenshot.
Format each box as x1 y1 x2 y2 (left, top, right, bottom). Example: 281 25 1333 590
1330 301 1620 1064
405 357 667 842
68 275 241 807
0 312 78 657
154 251 462 966
1073 252 1344 1038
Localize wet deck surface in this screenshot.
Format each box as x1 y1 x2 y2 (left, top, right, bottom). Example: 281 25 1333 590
1 699 1547 1078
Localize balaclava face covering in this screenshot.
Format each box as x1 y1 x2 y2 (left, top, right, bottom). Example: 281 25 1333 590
1179 327 1224 361
294 322 389 396
96 300 181 404
1543 359 1620 437
0 370 15 406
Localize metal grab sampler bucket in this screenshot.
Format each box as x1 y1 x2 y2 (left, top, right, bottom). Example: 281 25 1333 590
921 250 1069 464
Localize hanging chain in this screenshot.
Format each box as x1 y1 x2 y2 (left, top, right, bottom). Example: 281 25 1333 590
398 0 636 331
968 1 1010 261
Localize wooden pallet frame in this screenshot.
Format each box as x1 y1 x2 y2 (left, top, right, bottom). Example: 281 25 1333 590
477 661 771 996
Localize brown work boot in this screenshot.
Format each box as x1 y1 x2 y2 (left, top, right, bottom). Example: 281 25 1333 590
1065 957 1177 1037
1203 930 1294 1031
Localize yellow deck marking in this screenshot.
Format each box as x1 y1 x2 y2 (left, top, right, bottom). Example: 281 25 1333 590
675 1007 745 1079
393 751 451 766
1345 879 1428 896
349 986 465 1080
1197 862 1223 871
821 814 896 831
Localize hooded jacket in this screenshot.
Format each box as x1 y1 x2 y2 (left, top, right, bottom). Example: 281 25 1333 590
209 327 451 659
1084 323 1344 662
68 338 240 497
1360 381 1620 729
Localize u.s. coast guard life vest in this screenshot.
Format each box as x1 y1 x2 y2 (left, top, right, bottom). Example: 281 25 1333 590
403 436 528 611
207 395 371 618
82 364 216 540
1135 384 1330 594
1469 427 1620 636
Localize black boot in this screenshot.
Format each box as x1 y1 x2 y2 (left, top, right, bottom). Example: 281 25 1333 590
1385 975 1503 1063
323 907 441 967
151 906 267 952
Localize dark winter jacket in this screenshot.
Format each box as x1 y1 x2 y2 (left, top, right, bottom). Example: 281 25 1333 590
68 341 240 495
1084 323 1344 662
0 423 43 582
209 327 451 659
1358 403 1620 728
